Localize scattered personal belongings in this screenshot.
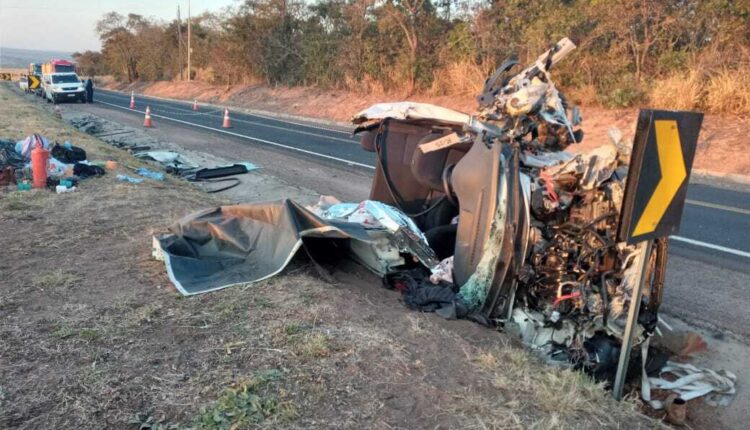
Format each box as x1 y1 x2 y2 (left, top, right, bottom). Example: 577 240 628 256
73 163 105 179
15 134 50 161
0 139 25 170
117 174 144 184
384 269 466 320
0 134 100 192
51 141 86 164
55 185 76 194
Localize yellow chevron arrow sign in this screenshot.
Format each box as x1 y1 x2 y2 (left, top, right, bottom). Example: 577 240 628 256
618 110 703 244
632 120 686 236
28 75 40 89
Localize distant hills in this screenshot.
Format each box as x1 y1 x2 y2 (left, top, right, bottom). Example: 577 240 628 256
0 46 74 69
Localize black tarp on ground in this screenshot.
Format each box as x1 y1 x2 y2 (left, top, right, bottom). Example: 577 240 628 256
155 199 376 295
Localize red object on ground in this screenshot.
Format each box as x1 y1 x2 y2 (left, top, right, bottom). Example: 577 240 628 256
143 106 153 128
129 92 135 109
222 108 231 128
192 100 199 111
31 138 49 188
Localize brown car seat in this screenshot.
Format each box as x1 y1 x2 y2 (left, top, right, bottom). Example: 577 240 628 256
450 140 503 286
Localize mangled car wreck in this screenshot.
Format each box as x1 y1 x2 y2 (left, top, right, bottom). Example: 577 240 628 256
154 39 702 394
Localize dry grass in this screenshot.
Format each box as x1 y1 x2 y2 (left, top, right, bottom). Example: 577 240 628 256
344 73 386 98
705 69 750 114
649 70 704 111
453 347 645 429
31 269 82 289
430 61 487 96
649 68 750 114
566 83 599 106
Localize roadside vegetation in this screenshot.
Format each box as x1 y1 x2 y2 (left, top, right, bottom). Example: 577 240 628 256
74 0 750 114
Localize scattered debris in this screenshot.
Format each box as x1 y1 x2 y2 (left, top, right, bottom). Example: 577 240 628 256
644 361 736 409
151 37 735 416
117 174 144 184
135 150 198 172
135 167 165 181
0 134 105 192
68 113 258 194
154 199 438 295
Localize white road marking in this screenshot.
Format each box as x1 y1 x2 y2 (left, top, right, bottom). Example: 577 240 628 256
685 199 750 216
100 89 354 136
670 236 750 259
99 92 358 144
96 100 376 170
94 99 750 260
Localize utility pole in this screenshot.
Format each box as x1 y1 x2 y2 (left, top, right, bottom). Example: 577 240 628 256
177 5 183 80
187 0 191 82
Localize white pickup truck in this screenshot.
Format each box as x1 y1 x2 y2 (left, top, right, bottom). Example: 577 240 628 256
42 73 86 103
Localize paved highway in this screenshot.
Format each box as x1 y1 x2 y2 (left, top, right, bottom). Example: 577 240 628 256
20 86 748 340
93 89 750 267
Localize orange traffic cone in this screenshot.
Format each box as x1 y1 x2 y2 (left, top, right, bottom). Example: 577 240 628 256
192 100 199 111
143 106 153 128
222 108 231 128
129 91 135 109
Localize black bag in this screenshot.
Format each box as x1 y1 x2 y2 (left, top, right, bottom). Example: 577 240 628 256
51 143 87 164
73 163 105 179
0 140 24 169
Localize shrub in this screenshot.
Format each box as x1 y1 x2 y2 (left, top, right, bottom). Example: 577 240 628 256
649 71 704 111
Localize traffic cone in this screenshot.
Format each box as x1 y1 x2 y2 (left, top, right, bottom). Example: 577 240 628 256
222 108 231 128
192 99 199 111
143 106 153 128
129 91 135 109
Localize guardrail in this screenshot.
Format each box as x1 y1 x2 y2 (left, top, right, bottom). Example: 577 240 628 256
0 69 25 81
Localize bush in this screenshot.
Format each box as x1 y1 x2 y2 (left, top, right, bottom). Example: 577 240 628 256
603 86 646 108
430 61 487 96
649 71 704 111
705 69 750 114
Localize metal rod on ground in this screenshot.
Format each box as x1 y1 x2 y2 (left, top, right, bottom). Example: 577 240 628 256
94 130 135 138
613 239 653 400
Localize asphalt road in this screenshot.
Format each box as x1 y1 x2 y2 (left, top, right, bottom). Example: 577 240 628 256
27 87 750 341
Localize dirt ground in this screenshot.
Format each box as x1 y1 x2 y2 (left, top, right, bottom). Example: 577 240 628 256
102 78 750 178
0 86 663 429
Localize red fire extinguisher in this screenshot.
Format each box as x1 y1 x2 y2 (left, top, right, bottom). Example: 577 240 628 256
31 134 49 188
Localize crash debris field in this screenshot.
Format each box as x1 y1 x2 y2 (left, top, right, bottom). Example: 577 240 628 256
0 81 658 429
0 40 744 429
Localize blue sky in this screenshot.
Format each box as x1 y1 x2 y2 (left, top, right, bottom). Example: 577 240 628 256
0 0 238 52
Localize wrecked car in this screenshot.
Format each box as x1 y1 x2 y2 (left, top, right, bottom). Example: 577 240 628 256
348 38 669 380
155 38 668 383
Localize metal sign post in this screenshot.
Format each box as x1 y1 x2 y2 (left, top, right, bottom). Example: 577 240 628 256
612 240 652 400
612 109 702 400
